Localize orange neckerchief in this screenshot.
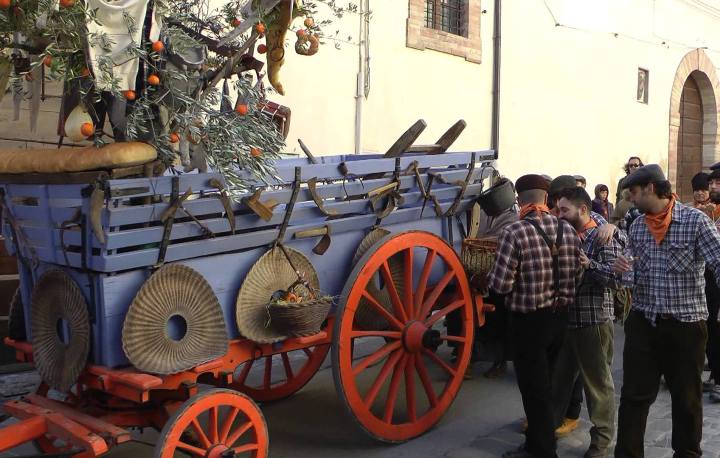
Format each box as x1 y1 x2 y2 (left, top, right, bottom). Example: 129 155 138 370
519 204 550 219
712 205 720 222
577 218 598 237
645 196 675 245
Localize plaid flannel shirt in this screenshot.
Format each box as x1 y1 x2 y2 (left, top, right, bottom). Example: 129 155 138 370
487 212 583 313
629 201 720 324
569 226 626 328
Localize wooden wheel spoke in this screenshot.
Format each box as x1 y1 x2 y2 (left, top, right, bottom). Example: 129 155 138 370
302 347 313 358
422 348 457 378
418 270 455 321
234 443 260 453
209 406 219 444
350 330 402 339
415 355 438 407
383 355 408 423
380 261 408 323
441 334 467 343
404 248 414 318
413 249 437 318
281 352 295 381
219 407 240 444
237 359 254 385
176 440 206 456
263 356 272 389
361 290 405 330
190 418 212 449
405 354 417 422
361 349 404 408
425 298 465 327
226 421 253 448
352 341 402 376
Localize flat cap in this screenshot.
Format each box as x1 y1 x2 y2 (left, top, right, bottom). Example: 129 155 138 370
515 174 550 193
691 172 709 191
549 175 577 196
709 169 720 181
711 162 720 171
622 164 666 189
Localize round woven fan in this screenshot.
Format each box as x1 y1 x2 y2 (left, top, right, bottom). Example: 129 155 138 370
122 264 228 375
353 228 405 330
31 270 90 392
236 246 319 343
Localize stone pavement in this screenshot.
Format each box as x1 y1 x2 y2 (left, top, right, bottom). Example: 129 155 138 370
4 323 720 457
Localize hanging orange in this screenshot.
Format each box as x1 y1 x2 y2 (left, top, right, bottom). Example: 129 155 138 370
231 18 241 27
255 22 265 34
0 0 11 9
151 41 164 53
235 104 248 115
59 0 74 7
42 55 52 67
169 132 180 143
80 67 91 77
80 122 94 137
304 17 314 27
257 44 267 54
124 90 136 101
250 147 262 158
296 29 307 37
147 74 160 86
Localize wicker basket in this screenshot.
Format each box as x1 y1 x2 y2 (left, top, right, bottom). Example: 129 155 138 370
268 296 333 337
461 237 498 280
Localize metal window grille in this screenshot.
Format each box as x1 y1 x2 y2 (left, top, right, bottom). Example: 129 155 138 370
425 0 466 36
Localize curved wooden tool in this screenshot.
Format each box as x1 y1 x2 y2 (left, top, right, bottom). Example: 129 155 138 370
242 189 277 222
209 178 236 234
405 119 467 155
294 225 332 255
298 138 319 164
307 177 336 216
383 119 427 158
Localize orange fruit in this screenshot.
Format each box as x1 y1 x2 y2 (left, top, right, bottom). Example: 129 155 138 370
124 90 136 101
296 29 307 37
284 292 298 302
80 67 90 77
147 74 160 86
59 0 74 7
257 44 267 54
151 41 164 53
255 22 265 34
304 17 314 28
169 132 180 143
42 55 52 67
231 18 241 27
250 147 262 158
80 122 94 137
0 0 11 10
235 104 248 115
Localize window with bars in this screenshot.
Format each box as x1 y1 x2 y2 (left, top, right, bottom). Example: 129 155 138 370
424 0 466 36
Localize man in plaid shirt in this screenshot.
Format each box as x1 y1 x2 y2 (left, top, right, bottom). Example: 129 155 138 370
486 174 583 458
556 187 625 457
613 164 720 458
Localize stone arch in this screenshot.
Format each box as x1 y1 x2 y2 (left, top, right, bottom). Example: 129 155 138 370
668 49 720 193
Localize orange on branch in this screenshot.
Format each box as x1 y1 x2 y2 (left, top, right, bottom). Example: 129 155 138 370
80 67 90 77
151 41 164 53
250 147 262 158
80 122 94 137
255 22 266 34
0 0 11 10
231 18 241 27
42 55 52 67
257 44 267 54
169 132 180 143
124 90 136 101
296 29 307 37
235 103 248 115
59 0 74 7
147 74 160 86
304 17 314 27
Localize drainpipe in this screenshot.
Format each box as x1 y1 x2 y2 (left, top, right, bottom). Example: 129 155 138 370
353 0 368 155
490 0 502 159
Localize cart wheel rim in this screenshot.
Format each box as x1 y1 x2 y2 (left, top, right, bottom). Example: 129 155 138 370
332 231 473 442
156 388 268 458
230 343 330 402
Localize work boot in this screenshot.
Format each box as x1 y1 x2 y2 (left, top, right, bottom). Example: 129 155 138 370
501 445 534 458
555 417 579 437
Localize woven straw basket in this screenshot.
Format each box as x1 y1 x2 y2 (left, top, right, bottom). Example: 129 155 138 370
461 237 498 282
268 296 333 337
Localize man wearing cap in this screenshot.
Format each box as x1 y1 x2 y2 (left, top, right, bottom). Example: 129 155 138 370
690 172 714 217
613 164 720 458
704 169 720 402
486 174 583 458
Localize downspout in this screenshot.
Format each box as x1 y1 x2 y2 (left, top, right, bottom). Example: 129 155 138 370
354 0 369 154
490 0 502 159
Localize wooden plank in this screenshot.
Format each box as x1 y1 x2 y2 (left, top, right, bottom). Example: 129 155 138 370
106 173 226 199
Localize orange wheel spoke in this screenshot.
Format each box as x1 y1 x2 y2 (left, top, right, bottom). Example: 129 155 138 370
219 406 240 443
352 341 402 376
422 348 457 378
441 334 467 343
383 355 407 423
190 418 212 449
380 261 408 323
405 354 417 422
418 270 455 320
237 359 254 385
234 443 260 453
414 249 437 318
176 440 206 456
226 421 253 448
361 290 405 330
302 347 313 357
281 352 295 381
425 298 465 327
415 355 438 407
263 356 272 389
404 248 414 318
362 349 404 408
209 406 219 443
350 330 402 339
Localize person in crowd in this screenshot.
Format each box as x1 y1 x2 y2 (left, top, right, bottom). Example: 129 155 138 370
690 172 715 217
592 184 614 221
704 169 720 403
485 174 583 458
613 164 720 458
557 187 624 458
575 175 587 188
615 156 644 207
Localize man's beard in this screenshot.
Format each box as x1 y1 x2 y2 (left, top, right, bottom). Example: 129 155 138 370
711 191 720 204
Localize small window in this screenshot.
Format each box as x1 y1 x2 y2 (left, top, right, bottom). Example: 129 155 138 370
425 0 466 37
637 68 649 104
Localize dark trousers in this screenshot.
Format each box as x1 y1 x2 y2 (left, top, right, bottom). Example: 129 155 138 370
511 308 568 458
551 337 582 426
706 271 720 382
615 311 707 458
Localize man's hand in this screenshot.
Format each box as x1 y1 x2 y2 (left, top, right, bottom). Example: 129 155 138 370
596 223 617 245
579 251 591 269
613 255 632 274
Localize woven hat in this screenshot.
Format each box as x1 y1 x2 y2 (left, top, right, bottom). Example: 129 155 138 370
31 270 90 392
236 246 319 343
122 264 228 375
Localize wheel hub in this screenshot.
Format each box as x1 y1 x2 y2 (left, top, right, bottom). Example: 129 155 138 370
403 321 442 353
206 444 230 458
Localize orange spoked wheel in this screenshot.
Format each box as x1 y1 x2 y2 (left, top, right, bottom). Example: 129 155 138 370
230 344 330 402
332 231 474 442
155 389 268 458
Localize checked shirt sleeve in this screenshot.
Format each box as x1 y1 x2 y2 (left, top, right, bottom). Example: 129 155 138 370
587 232 624 289
487 227 518 295
697 215 720 285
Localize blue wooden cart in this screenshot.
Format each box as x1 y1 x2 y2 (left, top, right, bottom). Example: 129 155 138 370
0 140 495 457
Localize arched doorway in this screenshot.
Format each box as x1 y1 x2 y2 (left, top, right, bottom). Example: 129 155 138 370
668 49 720 201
